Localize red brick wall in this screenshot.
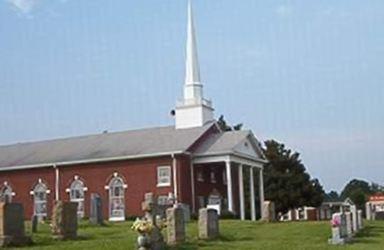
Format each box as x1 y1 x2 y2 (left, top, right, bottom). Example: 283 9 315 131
0 167 55 219
0 155 191 219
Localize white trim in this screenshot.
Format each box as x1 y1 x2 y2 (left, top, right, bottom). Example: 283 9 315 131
157 166 172 187
259 168 265 220
0 151 185 172
54 165 59 201
226 160 233 213
193 152 267 165
250 167 256 221
172 155 178 202
238 164 245 220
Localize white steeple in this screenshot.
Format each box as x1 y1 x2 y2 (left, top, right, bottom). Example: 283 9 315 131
175 0 214 129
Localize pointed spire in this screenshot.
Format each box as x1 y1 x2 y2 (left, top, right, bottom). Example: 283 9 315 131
185 0 201 85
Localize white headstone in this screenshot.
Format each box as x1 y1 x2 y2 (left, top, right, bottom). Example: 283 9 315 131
357 210 363 230
350 206 358 233
345 212 353 238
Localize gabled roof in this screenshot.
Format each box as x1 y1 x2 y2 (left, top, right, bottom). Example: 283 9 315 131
193 130 264 160
0 123 216 170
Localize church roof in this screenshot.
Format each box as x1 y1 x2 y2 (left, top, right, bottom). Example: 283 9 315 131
193 130 264 159
0 123 215 170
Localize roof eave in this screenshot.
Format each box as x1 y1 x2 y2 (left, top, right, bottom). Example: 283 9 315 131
0 150 186 172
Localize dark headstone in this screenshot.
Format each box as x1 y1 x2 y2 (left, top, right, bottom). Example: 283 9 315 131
90 193 103 225
198 208 219 240
51 201 78 240
31 215 38 233
375 211 384 220
0 203 32 247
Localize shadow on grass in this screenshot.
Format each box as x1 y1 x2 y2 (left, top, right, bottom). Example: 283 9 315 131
353 225 384 245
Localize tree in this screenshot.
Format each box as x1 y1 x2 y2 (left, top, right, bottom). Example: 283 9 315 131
262 140 325 215
325 191 340 202
340 179 380 210
217 115 243 131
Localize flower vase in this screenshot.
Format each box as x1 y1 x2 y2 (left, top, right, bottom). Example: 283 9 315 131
137 233 150 250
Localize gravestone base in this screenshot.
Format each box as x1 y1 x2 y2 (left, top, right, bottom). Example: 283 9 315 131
328 227 345 245
0 235 32 247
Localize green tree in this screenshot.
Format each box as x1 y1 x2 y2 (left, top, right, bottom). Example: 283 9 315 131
217 115 243 131
325 190 340 202
262 140 325 215
340 179 375 210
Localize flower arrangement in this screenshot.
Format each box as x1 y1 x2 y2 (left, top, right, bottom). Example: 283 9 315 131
331 216 341 227
131 218 154 234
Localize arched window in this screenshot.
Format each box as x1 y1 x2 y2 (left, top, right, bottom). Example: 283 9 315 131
69 179 85 218
0 183 13 203
108 176 126 221
33 182 48 219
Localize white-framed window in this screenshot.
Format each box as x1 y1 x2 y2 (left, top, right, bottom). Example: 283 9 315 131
69 178 86 218
157 195 169 206
210 171 216 183
0 182 13 203
157 166 171 187
32 181 48 219
108 176 126 221
223 170 227 185
197 170 204 182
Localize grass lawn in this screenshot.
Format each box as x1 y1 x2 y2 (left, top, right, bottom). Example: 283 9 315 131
11 219 384 250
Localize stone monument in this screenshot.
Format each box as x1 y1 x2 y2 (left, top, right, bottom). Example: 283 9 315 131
90 193 104 225
351 206 358 233
51 201 78 240
357 210 363 230
345 212 353 239
141 193 165 250
262 201 276 222
0 203 32 247
198 208 219 240
166 205 185 245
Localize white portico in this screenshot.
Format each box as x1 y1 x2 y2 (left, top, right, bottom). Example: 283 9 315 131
191 130 267 221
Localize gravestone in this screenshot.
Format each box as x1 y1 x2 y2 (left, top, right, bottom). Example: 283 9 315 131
198 208 219 240
345 212 353 239
141 193 165 250
350 206 358 233
375 211 384 220
179 203 191 223
90 193 104 225
51 201 78 240
357 210 363 230
31 215 38 233
166 205 185 245
0 203 32 247
262 201 276 222
339 213 348 239
328 226 345 245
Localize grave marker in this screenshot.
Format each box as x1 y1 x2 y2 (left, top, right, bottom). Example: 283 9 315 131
198 208 219 240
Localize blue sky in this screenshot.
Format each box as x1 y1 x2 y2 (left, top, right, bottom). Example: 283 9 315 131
0 0 383 192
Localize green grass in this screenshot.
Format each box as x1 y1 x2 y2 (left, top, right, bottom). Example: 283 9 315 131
11 219 384 250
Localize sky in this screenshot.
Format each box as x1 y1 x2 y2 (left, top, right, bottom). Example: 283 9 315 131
0 0 383 192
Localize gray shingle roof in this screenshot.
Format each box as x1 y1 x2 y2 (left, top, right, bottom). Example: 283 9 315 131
0 123 214 169
194 130 252 155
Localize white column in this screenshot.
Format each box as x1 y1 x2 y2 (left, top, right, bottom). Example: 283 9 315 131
250 167 256 221
259 168 265 219
226 160 233 213
238 164 245 220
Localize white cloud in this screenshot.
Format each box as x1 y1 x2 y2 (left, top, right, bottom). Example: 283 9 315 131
6 0 41 14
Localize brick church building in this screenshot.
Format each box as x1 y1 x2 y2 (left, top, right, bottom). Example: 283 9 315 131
0 2 266 222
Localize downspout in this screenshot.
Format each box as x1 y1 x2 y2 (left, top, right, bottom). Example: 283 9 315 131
53 164 59 201
190 159 196 213
171 154 178 204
